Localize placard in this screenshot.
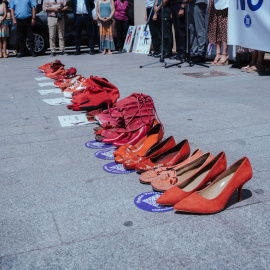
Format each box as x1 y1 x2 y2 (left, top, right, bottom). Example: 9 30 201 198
58 114 90 127
43 98 72 105
38 89 62 95
132 25 151 54
123 26 136 52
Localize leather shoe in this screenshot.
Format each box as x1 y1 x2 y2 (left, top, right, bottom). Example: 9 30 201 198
88 49 94 55
74 51 80 55
154 52 161 58
169 54 178 60
16 53 24 58
148 52 154 56
163 53 172 59
30 51 37 57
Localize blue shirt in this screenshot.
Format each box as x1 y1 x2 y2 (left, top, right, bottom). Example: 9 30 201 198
9 0 37 19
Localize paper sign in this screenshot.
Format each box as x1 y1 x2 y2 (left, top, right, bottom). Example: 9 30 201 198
85 140 113 149
38 89 62 95
38 82 56 87
35 77 50 81
132 25 151 54
123 26 136 52
103 161 135 174
43 98 72 105
58 114 90 127
94 149 116 160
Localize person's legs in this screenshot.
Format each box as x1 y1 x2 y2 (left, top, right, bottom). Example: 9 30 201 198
48 17 57 53
147 7 160 54
58 17 65 52
211 41 221 64
194 2 207 57
85 16 94 52
3 37 7 56
115 19 122 51
0 38 3 57
17 19 27 54
170 3 185 57
189 2 197 57
26 17 35 53
122 20 129 50
162 6 173 55
75 16 83 53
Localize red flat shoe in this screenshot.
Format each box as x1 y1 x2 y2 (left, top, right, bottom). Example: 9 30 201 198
139 149 203 184
156 152 227 206
173 156 253 214
122 136 176 170
135 139 190 173
151 152 214 192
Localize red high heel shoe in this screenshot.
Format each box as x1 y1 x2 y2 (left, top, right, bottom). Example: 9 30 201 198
122 136 176 170
173 156 253 214
156 152 227 206
135 139 190 173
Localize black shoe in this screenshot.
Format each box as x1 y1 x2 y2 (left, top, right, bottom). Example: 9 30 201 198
176 54 186 62
16 53 24 58
30 51 37 57
154 52 161 58
169 54 178 60
88 49 94 55
163 53 172 59
61 51 68 56
148 51 154 56
189 55 202 63
74 51 80 55
50 52 56 57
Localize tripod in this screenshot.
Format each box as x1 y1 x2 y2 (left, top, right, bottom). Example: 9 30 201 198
165 0 209 69
139 0 172 68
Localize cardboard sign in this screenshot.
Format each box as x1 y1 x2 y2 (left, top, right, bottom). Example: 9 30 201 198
38 89 62 95
132 25 151 54
43 98 72 105
58 114 90 127
123 26 136 52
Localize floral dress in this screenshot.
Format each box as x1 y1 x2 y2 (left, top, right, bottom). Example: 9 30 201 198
0 2 9 37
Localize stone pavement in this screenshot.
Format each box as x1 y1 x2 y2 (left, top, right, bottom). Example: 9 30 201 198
0 52 269 270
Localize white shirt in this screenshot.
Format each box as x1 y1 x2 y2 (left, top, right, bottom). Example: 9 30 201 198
76 0 88 14
214 0 229 10
92 0 99 19
146 0 155 9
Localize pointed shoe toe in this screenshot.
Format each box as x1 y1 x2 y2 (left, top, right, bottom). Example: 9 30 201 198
173 157 253 214
156 186 186 206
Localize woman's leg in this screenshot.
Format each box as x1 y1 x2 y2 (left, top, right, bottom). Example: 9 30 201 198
3 37 7 56
211 42 221 64
0 38 3 57
218 41 229 63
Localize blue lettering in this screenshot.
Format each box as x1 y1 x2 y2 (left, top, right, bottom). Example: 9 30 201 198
247 0 263 11
237 0 263 11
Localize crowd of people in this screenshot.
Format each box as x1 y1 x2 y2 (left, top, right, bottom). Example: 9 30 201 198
0 0 267 71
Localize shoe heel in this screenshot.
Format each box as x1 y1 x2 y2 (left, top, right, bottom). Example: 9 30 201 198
238 184 244 202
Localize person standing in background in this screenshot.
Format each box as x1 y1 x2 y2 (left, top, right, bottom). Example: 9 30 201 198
9 0 37 58
70 0 95 55
96 0 115 55
0 0 9 57
169 0 186 61
188 0 208 62
145 0 160 57
208 0 229 65
114 0 129 53
43 0 68 56
152 0 173 58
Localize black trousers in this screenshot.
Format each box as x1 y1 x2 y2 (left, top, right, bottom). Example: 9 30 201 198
17 17 35 54
115 19 129 51
157 6 173 54
147 7 160 53
74 15 93 52
93 21 100 49
170 2 186 56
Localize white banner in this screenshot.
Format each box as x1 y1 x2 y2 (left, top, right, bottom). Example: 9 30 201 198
228 0 270 52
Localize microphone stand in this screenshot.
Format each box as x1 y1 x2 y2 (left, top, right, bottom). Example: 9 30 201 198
139 0 171 68
165 0 209 68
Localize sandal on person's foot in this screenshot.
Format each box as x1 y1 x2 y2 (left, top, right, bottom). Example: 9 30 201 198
215 54 229 66
246 62 264 73
211 53 221 65
241 61 255 72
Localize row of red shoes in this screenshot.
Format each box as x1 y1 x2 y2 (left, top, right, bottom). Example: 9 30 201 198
101 120 253 214
38 60 120 115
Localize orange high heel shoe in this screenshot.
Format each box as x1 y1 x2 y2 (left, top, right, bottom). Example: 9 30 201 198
215 53 229 66
115 123 164 163
173 156 253 214
156 152 227 206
